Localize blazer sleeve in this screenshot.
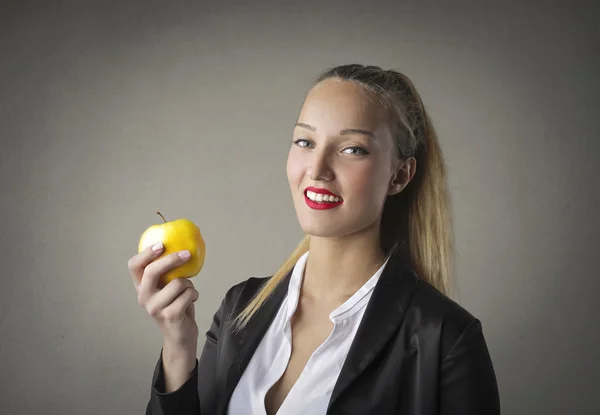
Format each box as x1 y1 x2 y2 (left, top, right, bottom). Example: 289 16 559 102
439 318 501 415
145 294 226 415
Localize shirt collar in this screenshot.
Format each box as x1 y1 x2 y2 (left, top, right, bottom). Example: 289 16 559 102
284 251 392 325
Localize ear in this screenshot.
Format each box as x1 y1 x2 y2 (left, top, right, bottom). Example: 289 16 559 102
387 157 417 196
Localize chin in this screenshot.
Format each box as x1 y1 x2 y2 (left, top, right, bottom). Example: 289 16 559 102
298 220 345 238
299 216 364 238
293 197 378 238
302 228 343 238
297 211 380 240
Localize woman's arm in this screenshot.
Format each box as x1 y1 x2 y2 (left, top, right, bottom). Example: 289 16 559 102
146 295 226 415
439 318 501 414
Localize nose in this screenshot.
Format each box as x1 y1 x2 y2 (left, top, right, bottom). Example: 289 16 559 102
308 149 334 182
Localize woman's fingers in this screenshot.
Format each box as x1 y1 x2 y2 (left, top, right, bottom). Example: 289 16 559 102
160 285 199 325
137 250 191 306
144 278 196 317
128 243 200 348
128 242 165 291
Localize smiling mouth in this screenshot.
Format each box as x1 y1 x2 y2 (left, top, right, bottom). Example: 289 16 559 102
303 190 343 210
304 189 343 204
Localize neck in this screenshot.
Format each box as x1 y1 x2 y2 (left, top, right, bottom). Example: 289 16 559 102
301 227 388 305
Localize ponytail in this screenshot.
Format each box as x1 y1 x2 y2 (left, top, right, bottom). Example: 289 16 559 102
404 106 454 297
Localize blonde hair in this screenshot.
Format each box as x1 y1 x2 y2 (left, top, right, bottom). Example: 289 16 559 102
233 64 454 332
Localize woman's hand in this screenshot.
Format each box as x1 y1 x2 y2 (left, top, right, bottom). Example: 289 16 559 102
128 243 200 348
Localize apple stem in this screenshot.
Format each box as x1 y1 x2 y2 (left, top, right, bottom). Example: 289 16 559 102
156 211 167 223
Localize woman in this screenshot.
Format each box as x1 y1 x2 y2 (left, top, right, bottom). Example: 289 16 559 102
129 64 501 414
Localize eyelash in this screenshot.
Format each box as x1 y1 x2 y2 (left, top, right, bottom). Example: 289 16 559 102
293 138 369 156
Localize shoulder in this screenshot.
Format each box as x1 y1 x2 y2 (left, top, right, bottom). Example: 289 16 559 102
403 269 483 358
414 276 476 326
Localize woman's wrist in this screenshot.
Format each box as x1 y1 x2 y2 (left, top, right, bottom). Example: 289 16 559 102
161 340 197 392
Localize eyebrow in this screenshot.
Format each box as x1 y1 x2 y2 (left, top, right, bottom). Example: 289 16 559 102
294 122 377 141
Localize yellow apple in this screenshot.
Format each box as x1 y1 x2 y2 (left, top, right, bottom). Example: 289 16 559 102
138 211 205 287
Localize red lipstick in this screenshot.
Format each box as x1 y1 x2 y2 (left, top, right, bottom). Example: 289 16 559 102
304 186 343 210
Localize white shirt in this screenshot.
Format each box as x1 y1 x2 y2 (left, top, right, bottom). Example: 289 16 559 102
228 250 392 415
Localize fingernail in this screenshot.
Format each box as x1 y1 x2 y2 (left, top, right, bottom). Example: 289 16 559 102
152 242 164 252
178 250 191 259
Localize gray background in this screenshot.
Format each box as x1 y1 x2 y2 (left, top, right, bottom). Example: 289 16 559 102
1 0 598 414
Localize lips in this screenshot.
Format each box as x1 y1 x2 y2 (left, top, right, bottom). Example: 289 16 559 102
303 186 343 210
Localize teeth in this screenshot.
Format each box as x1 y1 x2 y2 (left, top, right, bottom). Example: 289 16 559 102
306 190 342 203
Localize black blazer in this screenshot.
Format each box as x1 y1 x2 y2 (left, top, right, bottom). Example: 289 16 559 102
146 253 500 414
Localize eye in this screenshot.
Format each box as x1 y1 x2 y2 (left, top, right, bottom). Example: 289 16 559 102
342 146 369 156
293 138 313 148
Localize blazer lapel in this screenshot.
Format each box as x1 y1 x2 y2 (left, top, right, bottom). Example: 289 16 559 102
327 254 420 411
218 269 293 415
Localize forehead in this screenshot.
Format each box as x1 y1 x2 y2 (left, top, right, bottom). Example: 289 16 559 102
298 78 388 130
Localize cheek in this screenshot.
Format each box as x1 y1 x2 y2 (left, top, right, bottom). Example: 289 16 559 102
348 163 384 194
286 150 303 188
344 164 391 211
